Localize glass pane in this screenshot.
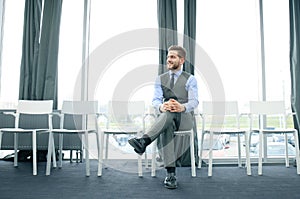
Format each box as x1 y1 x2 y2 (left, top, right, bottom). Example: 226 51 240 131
89 0 158 108
263 1 290 107
196 0 260 159
89 0 157 159
57 0 84 108
0 0 25 105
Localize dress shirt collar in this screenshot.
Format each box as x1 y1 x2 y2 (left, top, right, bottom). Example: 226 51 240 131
168 70 182 78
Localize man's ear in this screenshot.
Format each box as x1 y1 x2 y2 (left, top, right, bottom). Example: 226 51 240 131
180 58 185 65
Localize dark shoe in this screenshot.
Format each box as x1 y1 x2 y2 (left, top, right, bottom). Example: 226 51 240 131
164 173 177 189
128 137 147 155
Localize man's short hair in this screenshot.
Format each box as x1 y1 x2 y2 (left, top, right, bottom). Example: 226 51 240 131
168 45 186 59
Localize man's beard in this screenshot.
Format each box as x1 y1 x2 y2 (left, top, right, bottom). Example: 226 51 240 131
168 62 180 70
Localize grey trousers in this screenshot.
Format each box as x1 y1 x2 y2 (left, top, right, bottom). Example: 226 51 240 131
146 111 193 168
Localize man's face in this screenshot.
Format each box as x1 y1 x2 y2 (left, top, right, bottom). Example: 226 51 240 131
167 51 184 71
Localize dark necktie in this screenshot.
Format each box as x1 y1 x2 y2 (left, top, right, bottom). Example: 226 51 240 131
170 73 175 89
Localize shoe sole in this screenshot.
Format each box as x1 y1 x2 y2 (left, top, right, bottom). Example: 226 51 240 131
164 184 177 189
128 139 144 155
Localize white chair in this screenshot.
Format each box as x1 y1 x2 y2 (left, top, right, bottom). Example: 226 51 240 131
0 100 54 175
46 101 101 177
249 101 300 175
151 112 197 177
199 101 251 176
100 101 145 177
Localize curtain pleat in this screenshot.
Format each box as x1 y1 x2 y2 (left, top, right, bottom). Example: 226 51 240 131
157 0 198 167
157 0 178 75
19 0 62 109
0 0 5 91
175 0 198 167
289 0 300 145
183 0 196 75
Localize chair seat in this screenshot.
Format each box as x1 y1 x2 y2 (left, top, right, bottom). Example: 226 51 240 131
1 128 49 133
103 128 142 135
51 129 97 134
252 128 296 134
204 129 246 134
174 130 193 135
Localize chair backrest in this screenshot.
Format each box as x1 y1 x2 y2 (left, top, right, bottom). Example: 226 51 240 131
249 101 285 115
249 101 287 129
202 101 239 115
202 101 240 130
16 100 53 129
108 101 145 117
61 101 98 115
17 100 53 114
60 101 99 130
106 101 145 130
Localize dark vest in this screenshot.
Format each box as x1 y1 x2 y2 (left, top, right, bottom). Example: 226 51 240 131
160 71 191 104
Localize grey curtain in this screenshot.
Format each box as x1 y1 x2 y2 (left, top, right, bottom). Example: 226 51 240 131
157 0 198 167
0 0 5 94
157 0 178 74
19 0 62 109
183 0 196 75
289 0 300 145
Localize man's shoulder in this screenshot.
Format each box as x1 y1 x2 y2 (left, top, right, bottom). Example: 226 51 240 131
159 72 169 78
160 71 169 75
181 71 191 77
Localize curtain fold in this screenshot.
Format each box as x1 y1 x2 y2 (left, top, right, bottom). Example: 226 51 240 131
176 0 198 167
157 0 178 74
183 0 196 75
19 0 62 109
289 0 300 145
0 0 5 93
157 0 198 167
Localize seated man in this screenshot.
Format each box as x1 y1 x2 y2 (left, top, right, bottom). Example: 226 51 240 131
128 45 198 189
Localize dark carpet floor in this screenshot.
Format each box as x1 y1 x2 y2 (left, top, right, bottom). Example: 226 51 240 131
0 159 299 199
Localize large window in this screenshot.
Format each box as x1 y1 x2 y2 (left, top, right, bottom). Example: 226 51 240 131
0 0 25 106
263 0 290 104
57 0 84 108
0 0 294 161
196 0 261 112
89 0 158 108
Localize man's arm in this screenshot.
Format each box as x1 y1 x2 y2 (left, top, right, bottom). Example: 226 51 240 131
182 75 199 113
152 76 164 113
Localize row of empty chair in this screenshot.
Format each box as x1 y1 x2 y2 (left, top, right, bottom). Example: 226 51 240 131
0 100 299 177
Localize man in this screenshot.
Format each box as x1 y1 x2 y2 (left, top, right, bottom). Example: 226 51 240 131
128 45 198 189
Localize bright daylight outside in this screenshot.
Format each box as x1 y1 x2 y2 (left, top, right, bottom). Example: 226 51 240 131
0 0 295 164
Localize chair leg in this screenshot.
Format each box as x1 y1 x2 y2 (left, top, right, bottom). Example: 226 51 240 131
245 131 251 176
0 132 2 150
208 131 213 177
151 140 157 177
138 153 143 177
46 132 53 175
85 131 90 177
51 135 57 168
190 130 196 177
105 134 109 159
144 150 148 169
198 132 205 169
14 133 18 167
96 132 102 177
59 134 63 168
284 133 289 167
258 132 263 175
237 133 242 167
32 130 37 175
293 130 300 174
